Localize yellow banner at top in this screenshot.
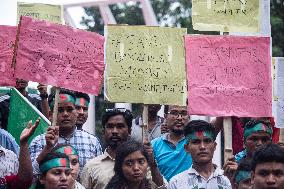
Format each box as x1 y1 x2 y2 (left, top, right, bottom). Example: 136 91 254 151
105 25 187 106
192 0 260 33
17 2 63 24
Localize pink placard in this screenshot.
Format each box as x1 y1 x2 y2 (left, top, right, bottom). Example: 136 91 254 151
0 25 16 86
185 35 272 117
15 16 105 95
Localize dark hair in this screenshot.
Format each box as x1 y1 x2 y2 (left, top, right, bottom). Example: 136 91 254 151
184 120 217 141
48 88 76 108
234 158 252 182
75 92 90 102
251 143 284 171
102 108 133 129
164 105 169 114
105 140 150 189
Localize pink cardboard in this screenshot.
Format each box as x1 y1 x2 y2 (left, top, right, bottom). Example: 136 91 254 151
15 16 105 95
0 25 17 86
185 35 272 117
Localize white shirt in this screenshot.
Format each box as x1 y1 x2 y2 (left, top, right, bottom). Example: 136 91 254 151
167 165 232 189
0 146 18 177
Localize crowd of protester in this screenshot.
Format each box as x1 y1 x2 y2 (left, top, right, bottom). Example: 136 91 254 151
0 83 284 189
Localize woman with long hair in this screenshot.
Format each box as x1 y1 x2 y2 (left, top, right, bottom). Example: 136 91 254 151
106 140 165 189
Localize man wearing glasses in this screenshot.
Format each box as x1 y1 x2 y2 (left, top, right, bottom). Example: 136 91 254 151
151 105 192 181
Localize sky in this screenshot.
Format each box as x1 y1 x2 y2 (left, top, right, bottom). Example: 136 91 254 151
0 0 87 28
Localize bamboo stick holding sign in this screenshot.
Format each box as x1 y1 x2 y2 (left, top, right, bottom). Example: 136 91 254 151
222 32 233 161
52 87 60 127
142 105 149 142
279 129 284 143
223 117 233 161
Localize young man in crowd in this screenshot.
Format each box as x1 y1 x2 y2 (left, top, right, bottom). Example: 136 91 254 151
168 120 231 189
75 92 90 130
223 120 273 182
151 105 192 181
234 120 273 162
29 89 102 176
251 143 284 189
81 108 133 189
131 104 164 142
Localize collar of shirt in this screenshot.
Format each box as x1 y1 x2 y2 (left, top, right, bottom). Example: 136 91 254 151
101 149 115 161
187 164 224 179
162 133 185 143
59 128 77 142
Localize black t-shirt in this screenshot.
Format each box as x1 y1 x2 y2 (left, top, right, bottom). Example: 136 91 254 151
0 93 42 130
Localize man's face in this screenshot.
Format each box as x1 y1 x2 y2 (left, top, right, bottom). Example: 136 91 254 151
104 115 130 149
148 104 161 115
165 105 189 135
15 79 28 89
75 104 88 127
245 132 271 155
57 102 77 131
252 162 284 189
185 134 216 164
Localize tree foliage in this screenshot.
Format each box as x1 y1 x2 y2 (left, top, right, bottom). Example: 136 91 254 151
81 0 283 56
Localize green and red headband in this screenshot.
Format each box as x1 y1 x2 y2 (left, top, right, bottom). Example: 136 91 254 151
39 157 70 173
244 122 272 140
50 94 76 110
54 146 78 156
235 170 251 184
75 98 89 107
186 130 215 143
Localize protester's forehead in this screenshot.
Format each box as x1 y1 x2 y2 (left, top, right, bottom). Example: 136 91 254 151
58 101 75 108
247 131 271 138
106 114 127 124
124 151 146 161
49 166 71 172
168 105 187 111
255 161 284 171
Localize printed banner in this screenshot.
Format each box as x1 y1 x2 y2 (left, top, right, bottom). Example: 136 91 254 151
105 25 187 105
192 0 260 32
185 35 271 117
0 25 16 86
17 2 63 24
7 88 50 144
15 16 105 95
273 57 284 128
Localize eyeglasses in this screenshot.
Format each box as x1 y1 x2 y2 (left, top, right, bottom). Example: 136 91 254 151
168 110 188 117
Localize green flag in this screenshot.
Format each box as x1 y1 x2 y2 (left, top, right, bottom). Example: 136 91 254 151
7 88 50 144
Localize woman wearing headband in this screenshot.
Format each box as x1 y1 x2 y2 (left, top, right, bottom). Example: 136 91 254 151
52 144 85 189
35 152 74 189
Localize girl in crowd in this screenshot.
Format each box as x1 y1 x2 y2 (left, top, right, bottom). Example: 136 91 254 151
35 152 74 189
105 140 165 189
52 144 85 189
